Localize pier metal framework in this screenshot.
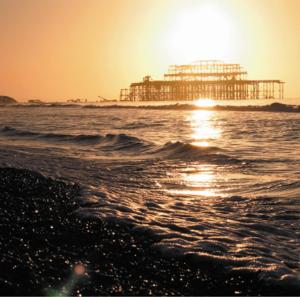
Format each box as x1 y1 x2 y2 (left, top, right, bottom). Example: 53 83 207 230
120 60 284 101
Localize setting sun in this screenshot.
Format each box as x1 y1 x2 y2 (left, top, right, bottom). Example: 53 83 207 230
164 3 236 63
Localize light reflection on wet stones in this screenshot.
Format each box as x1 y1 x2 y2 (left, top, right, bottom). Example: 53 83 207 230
0 168 292 295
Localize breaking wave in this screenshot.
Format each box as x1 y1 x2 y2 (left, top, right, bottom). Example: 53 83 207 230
0 126 241 162
154 141 240 163
0 126 147 148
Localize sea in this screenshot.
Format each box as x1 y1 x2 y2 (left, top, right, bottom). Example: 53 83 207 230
0 98 299 290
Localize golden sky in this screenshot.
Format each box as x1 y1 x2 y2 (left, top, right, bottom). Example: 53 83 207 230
0 0 300 101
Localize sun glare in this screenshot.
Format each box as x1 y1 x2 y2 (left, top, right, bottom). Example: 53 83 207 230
189 110 221 147
195 98 216 108
164 4 236 63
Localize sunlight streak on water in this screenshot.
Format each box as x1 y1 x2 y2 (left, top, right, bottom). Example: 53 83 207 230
166 188 217 197
167 110 223 197
184 170 214 184
189 110 221 147
180 165 220 197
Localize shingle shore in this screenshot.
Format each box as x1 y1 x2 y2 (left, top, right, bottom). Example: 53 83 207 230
0 167 290 295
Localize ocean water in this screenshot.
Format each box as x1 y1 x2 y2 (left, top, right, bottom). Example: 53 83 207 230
0 100 300 289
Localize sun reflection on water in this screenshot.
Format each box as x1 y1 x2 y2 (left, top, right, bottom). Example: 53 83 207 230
165 166 219 197
184 170 214 184
165 109 223 198
190 110 221 147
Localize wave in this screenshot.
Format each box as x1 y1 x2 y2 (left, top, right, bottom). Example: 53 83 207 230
100 133 152 152
1 126 102 143
0 126 147 148
115 122 163 130
0 126 242 163
77 192 300 292
0 126 156 155
154 141 238 163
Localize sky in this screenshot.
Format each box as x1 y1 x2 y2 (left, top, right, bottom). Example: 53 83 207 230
0 0 300 101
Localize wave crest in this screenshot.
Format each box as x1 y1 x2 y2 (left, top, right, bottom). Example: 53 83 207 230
154 141 239 163
0 126 152 152
0 126 241 163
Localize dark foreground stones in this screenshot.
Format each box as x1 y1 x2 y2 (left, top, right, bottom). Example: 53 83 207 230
0 168 295 295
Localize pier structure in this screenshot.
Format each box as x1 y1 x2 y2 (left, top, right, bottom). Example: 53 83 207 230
120 60 284 101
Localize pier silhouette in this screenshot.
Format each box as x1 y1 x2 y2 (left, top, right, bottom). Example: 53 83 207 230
120 60 284 101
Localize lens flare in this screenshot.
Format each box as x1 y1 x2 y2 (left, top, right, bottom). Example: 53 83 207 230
74 263 86 276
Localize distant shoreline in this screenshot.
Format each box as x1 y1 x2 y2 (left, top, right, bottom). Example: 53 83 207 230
1 101 300 113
